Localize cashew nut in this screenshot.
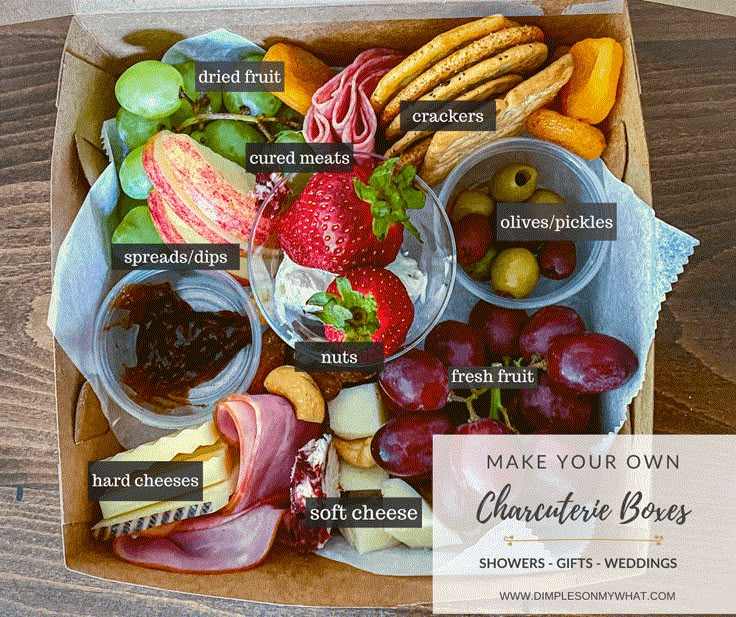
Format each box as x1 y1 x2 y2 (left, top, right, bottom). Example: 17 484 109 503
333 435 376 469
264 365 325 423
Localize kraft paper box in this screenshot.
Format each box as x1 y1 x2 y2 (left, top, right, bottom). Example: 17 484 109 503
50 0 655 608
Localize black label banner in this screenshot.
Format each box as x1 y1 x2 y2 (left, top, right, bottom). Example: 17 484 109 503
399 100 496 132
88 461 204 503
245 143 354 173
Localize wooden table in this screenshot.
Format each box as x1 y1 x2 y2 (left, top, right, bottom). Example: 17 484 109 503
0 2 734 614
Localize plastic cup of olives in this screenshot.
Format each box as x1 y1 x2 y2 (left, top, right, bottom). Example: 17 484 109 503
439 138 610 310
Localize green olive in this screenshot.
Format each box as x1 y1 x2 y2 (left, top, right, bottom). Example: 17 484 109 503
451 190 495 224
491 248 540 298
527 188 565 203
490 163 538 202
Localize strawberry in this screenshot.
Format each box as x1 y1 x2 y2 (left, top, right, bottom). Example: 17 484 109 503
277 158 425 273
307 267 414 357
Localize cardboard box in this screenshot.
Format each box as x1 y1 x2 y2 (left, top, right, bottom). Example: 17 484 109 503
51 0 654 607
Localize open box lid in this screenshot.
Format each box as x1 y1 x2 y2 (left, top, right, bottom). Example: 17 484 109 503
6 0 736 26
3 0 630 27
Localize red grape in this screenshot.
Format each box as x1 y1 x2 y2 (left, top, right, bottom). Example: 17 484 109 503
371 412 454 477
539 241 576 280
379 349 449 412
425 320 486 367
454 214 492 265
518 372 592 433
519 305 586 361
456 418 512 435
468 301 528 359
547 333 638 394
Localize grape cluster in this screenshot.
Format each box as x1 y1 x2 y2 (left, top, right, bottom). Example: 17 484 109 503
111 56 306 243
370 301 638 477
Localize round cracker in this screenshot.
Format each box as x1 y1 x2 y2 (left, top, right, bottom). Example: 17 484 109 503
381 42 548 127
398 137 432 170
384 73 523 143
370 15 516 112
421 55 573 186
379 26 543 127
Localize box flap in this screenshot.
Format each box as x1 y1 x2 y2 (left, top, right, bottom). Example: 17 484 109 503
3 0 626 27
641 0 736 16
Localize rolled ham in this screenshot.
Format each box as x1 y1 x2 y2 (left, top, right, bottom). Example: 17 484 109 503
112 394 321 573
304 48 403 153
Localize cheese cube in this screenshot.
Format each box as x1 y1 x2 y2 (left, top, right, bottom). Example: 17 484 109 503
328 383 387 440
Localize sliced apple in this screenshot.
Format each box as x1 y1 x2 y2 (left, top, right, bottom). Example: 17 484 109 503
382 478 433 549
341 526 400 554
339 462 389 491
327 383 387 440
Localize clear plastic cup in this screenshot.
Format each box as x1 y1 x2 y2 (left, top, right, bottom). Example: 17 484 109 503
248 154 456 363
439 138 610 310
92 269 262 429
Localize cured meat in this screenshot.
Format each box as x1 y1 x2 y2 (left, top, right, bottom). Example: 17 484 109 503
304 48 403 153
112 394 321 573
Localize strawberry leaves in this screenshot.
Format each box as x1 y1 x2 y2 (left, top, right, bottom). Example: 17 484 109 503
353 157 425 243
307 277 379 341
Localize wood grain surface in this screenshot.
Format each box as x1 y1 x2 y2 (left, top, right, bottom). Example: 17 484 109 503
0 3 735 615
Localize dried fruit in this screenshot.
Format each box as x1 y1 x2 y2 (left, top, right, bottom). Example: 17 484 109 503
526 109 606 160
561 38 623 125
262 43 333 115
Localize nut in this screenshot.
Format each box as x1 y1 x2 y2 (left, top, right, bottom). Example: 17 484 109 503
308 372 343 402
264 365 325 423
333 435 376 469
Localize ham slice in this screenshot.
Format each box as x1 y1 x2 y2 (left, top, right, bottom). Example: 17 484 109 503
304 48 403 153
112 394 321 573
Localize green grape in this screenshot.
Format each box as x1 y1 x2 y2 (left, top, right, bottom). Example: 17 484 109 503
274 130 306 144
277 105 304 125
119 146 153 200
115 60 184 120
117 194 147 218
116 108 171 149
190 131 207 145
174 61 222 111
224 91 282 117
223 51 282 117
112 206 163 244
203 120 264 165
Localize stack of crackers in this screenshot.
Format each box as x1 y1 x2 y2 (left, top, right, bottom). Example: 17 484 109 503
370 15 574 186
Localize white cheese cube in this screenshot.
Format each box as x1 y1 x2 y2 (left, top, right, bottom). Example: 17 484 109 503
328 383 387 440
341 526 400 554
339 461 389 491
381 478 433 549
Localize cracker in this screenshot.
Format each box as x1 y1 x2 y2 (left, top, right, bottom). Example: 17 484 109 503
421 54 574 186
380 26 543 126
398 137 432 170
384 73 522 145
381 42 548 126
370 15 515 112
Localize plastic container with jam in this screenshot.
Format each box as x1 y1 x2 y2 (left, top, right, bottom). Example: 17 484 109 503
92 269 262 430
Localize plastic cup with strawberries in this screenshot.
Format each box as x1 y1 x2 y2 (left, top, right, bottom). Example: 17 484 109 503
248 153 456 363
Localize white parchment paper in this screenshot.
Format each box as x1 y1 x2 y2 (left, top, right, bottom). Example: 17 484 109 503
48 30 698 577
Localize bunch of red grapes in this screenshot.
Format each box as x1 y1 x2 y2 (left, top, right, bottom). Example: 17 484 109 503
371 300 638 478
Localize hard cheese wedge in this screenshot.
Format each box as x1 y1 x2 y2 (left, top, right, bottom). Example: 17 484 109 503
99 440 234 520
103 421 220 463
92 473 237 540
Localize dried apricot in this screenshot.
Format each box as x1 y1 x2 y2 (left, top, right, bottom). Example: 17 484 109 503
526 109 606 160
263 43 334 115
561 38 623 125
